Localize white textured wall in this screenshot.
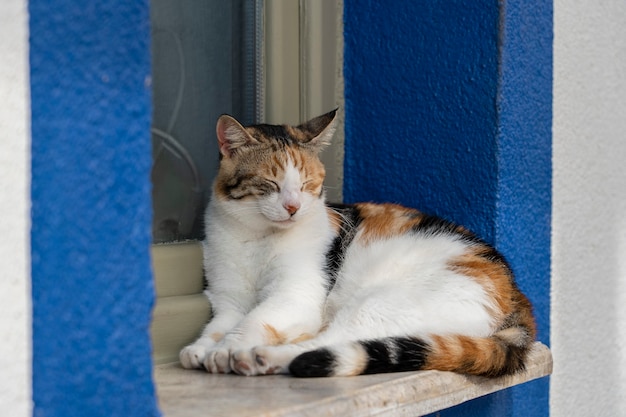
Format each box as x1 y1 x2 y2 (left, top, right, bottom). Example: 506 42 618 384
552 1 626 416
0 1 31 416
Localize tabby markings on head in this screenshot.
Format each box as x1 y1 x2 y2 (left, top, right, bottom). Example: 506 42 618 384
214 113 334 203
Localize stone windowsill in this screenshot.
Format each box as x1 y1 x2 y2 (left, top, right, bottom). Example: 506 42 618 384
154 342 552 417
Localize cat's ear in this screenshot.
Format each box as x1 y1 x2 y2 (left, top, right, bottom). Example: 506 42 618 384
216 115 256 157
297 109 338 152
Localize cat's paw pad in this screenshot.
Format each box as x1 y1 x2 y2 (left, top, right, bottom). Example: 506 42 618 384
179 344 208 369
230 350 259 376
203 348 231 374
251 346 290 375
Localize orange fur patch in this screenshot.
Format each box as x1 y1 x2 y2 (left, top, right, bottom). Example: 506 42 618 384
210 332 224 342
355 203 424 244
289 333 315 344
425 335 507 375
423 248 537 376
263 324 287 346
448 250 514 320
448 246 536 341
285 146 325 195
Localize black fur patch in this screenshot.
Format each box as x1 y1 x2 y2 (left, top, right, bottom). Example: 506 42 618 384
250 124 293 146
289 348 336 378
220 172 252 199
323 204 362 292
361 337 430 374
411 213 515 277
476 244 513 274
492 334 529 377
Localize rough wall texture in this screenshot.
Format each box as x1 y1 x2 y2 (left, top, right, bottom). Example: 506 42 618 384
29 1 159 416
552 1 626 416
343 1 551 416
0 1 31 416
343 0 500 242
496 2 552 413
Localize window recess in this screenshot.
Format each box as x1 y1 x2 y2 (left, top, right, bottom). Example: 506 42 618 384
150 0 264 244
149 3 553 415
150 0 343 245
150 0 344 364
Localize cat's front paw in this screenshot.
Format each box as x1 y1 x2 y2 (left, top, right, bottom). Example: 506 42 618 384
203 348 232 374
230 350 259 376
180 344 209 369
230 346 294 376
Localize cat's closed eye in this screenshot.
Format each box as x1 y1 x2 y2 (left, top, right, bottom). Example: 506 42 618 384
249 177 280 196
300 180 312 192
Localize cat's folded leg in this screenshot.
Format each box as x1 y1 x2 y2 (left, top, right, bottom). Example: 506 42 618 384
199 263 327 375
227 316 324 375
223 307 323 375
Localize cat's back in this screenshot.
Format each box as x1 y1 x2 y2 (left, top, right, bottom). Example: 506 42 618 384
325 202 482 276
324 202 529 330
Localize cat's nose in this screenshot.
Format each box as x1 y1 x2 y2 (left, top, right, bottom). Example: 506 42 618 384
283 202 300 216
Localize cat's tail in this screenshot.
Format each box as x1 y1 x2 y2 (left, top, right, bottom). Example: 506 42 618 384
288 326 534 378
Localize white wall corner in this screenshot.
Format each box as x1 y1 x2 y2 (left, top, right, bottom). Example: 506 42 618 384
0 0 32 416
552 1 626 416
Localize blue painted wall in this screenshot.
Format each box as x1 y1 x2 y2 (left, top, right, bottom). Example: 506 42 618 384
29 1 159 416
343 1 552 416
344 0 501 242
497 1 552 414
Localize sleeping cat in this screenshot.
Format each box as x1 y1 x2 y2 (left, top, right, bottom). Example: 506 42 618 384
179 109 536 377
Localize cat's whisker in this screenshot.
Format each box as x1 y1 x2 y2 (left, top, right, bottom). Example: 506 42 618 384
328 208 355 235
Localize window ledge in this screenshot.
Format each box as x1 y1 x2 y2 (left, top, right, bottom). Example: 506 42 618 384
154 342 552 417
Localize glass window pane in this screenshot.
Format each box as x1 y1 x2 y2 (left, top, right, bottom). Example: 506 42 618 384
150 0 263 243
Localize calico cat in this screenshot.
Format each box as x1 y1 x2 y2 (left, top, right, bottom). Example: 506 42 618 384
179 109 536 378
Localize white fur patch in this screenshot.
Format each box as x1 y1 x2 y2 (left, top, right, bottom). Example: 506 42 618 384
322 234 495 342
330 343 369 376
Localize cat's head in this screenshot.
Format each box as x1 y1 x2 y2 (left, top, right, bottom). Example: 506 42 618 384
213 110 337 229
